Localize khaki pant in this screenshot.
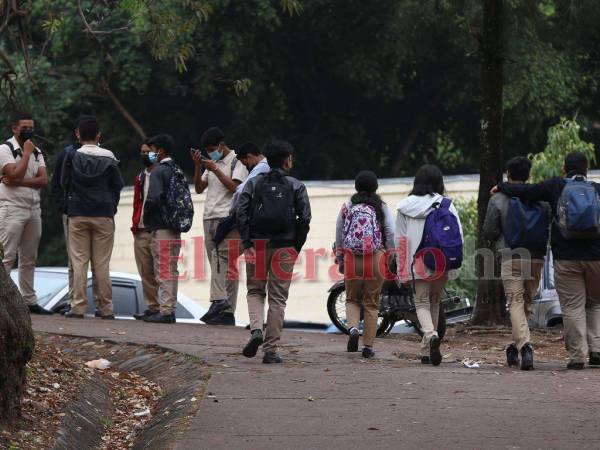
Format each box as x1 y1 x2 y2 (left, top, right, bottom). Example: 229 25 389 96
414 276 448 354
63 214 99 303
204 218 239 313
69 216 115 316
151 229 181 316
554 260 600 364
0 205 41 305
344 251 385 347
246 247 296 352
134 231 160 312
501 258 543 351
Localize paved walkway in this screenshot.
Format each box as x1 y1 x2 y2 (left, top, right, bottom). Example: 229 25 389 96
33 317 600 450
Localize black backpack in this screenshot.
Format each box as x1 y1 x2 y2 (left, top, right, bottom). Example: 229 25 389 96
250 170 295 234
4 140 42 162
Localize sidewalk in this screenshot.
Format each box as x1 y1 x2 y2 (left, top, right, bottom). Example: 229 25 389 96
33 316 600 450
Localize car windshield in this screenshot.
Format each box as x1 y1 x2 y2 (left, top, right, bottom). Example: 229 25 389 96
10 271 67 307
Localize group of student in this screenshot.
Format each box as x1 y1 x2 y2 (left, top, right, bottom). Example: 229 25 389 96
1 111 599 368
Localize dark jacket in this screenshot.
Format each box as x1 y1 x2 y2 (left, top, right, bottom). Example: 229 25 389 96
143 159 175 231
51 144 77 214
498 174 600 261
61 147 124 218
236 169 311 251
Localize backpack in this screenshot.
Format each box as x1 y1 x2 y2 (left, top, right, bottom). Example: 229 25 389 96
160 161 194 233
504 198 549 251
417 198 463 271
4 140 42 162
557 177 600 239
250 170 294 234
342 203 383 255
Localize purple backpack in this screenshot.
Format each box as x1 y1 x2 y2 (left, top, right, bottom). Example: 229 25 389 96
418 198 463 271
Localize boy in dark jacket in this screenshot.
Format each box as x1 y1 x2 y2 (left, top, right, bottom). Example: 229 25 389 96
236 140 311 363
61 116 124 318
495 152 600 370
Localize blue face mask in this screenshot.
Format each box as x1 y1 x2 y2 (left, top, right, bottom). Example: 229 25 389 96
208 149 223 161
148 151 158 164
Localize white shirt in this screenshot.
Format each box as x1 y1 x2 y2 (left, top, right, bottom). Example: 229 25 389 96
201 151 248 219
231 158 270 209
0 136 46 209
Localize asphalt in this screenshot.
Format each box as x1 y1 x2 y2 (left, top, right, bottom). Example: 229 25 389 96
33 316 600 450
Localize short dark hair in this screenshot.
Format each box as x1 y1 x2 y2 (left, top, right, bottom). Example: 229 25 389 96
11 111 33 125
505 156 532 182
263 140 294 169
564 152 588 175
410 164 445 196
77 115 100 141
148 134 174 154
200 127 225 148
236 142 261 159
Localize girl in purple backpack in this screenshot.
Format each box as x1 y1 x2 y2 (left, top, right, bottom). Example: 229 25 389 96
335 171 395 358
396 165 463 366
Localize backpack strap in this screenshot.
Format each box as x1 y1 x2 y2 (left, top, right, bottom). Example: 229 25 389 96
440 197 452 209
5 140 41 162
230 156 238 175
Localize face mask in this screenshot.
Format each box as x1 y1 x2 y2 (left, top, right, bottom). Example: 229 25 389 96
208 149 223 161
141 153 154 167
19 128 34 141
148 151 158 164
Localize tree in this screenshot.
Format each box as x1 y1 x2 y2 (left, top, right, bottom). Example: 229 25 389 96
471 0 506 325
0 244 35 426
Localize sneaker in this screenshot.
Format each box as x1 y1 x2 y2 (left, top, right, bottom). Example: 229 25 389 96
142 313 176 324
94 310 102 318
589 352 600 367
520 343 534 371
420 356 431 365
262 351 283 364
204 312 235 326
200 300 230 323
429 335 442 366
243 329 264 358
101 314 115 320
133 309 157 320
28 304 53 315
361 347 375 359
64 312 84 319
567 361 584 370
347 327 360 352
506 344 519 367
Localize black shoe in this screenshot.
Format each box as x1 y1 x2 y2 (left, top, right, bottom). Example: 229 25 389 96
506 344 519 368
28 304 53 315
243 329 264 358
101 314 115 320
142 312 176 324
362 347 375 359
262 351 283 364
204 312 235 326
133 309 157 320
200 300 230 323
64 312 84 319
567 361 585 370
94 310 102 318
520 343 534 371
347 327 359 352
429 336 442 366
589 352 600 367
421 356 431 364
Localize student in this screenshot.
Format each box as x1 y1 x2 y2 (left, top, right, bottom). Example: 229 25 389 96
131 140 161 320
495 152 600 370
237 140 311 363
396 164 463 366
334 171 394 358
484 157 550 370
192 127 248 325
61 116 124 319
0 112 51 314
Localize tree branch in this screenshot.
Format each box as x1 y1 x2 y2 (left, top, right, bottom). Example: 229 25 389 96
100 78 146 140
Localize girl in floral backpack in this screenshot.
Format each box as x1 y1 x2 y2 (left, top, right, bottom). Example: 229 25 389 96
335 171 395 358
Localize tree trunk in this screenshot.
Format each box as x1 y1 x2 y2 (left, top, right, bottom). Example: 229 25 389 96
471 0 506 325
0 243 35 426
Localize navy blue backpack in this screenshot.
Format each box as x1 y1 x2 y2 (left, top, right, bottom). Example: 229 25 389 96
505 198 549 251
418 198 463 271
557 177 600 239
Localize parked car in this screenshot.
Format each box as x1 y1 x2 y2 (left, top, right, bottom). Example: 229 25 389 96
10 267 207 323
529 255 563 328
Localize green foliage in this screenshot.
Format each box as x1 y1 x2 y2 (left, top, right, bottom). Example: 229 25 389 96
529 118 596 182
448 198 477 301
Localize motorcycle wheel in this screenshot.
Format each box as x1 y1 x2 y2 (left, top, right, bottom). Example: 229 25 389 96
403 307 446 340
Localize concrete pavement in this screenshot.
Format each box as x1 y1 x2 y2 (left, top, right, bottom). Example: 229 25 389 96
33 316 600 450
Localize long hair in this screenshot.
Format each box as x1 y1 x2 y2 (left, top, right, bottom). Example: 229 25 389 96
410 164 445 196
351 170 385 227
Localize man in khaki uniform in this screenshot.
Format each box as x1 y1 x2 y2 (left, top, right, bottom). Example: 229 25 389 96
0 112 51 314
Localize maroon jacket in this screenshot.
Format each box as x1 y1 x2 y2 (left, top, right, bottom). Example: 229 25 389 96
130 171 146 233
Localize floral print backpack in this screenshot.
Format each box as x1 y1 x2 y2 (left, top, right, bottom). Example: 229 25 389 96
341 202 383 255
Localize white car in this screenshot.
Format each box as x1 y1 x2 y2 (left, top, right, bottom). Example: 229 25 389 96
10 267 207 323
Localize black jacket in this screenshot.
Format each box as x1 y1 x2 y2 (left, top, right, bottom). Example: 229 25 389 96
237 169 311 250
51 144 77 214
498 174 600 261
61 148 124 218
143 159 175 231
